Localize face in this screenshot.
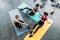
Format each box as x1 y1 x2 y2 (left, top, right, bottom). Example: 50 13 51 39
16 15 20 19
36 6 39 9
17 16 20 19
45 15 47 17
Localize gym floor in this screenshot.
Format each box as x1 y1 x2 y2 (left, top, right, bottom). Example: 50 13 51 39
0 0 60 40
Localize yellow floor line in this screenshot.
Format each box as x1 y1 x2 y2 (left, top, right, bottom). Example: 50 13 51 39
24 19 53 40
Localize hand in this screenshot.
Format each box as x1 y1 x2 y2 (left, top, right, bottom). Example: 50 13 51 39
23 23 28 26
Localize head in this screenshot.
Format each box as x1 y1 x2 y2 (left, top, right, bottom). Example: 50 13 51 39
36 4 39 8
15 15 20 19
44 12 48 17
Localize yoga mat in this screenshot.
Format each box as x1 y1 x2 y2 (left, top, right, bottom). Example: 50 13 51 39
27 12 41 22
9 9 28 36
18 3 41 22
24 19 53 40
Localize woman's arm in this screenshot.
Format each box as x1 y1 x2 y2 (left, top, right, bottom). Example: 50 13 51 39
14 19 23 24
14 19 28 25
37 7 40 13
46 17 51 24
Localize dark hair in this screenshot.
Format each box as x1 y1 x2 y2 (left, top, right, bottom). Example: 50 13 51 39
15 15 19 18
44 12 48 16
36 4 39 7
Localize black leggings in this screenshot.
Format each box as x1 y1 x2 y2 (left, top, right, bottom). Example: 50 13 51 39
15 20 24 28
23 7 32 11
30 20 44 34
22 7 35 15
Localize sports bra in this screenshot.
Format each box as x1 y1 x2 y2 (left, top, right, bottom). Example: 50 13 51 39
34 7 38 12
41 15 47 22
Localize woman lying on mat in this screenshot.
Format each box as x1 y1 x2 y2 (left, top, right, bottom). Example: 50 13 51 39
29 12 50 37
14 15 30 30
20 4 40 15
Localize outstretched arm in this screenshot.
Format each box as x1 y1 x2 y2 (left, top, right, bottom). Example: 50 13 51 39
37 7 40 14
14 19 23 24
46 17 51 24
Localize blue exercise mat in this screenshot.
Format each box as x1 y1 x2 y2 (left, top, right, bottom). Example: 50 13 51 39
18 3 32 13
9 9 28 36
18 3 41 22
27 12 41 22
18 3 32 9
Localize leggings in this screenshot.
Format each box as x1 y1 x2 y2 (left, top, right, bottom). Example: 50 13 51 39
22 7 35 15
23 7 32 11
15 20 24 28
30 20 44 34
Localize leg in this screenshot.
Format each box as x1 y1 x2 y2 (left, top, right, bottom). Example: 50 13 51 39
24 7 32 11
15 22 22 30
32 23 38 30
19 20 30 29
19 20 25 23
30 23 38 34
29 10 35 15
33 25 41 34
20 7 32 11
18 23 22 30
15 22 22 28
33 20 44 34
29 24 39 37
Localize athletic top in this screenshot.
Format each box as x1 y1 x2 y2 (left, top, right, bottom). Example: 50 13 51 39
34 7 38 12
41 15 47 22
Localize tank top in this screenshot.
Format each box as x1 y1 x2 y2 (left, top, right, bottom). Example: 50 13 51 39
34 7 38 12
41 15 47 22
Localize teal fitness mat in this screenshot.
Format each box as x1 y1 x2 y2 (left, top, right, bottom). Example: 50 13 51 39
27 12 41 22
9 9 28 36
18 3 41 22
18 3 32 9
